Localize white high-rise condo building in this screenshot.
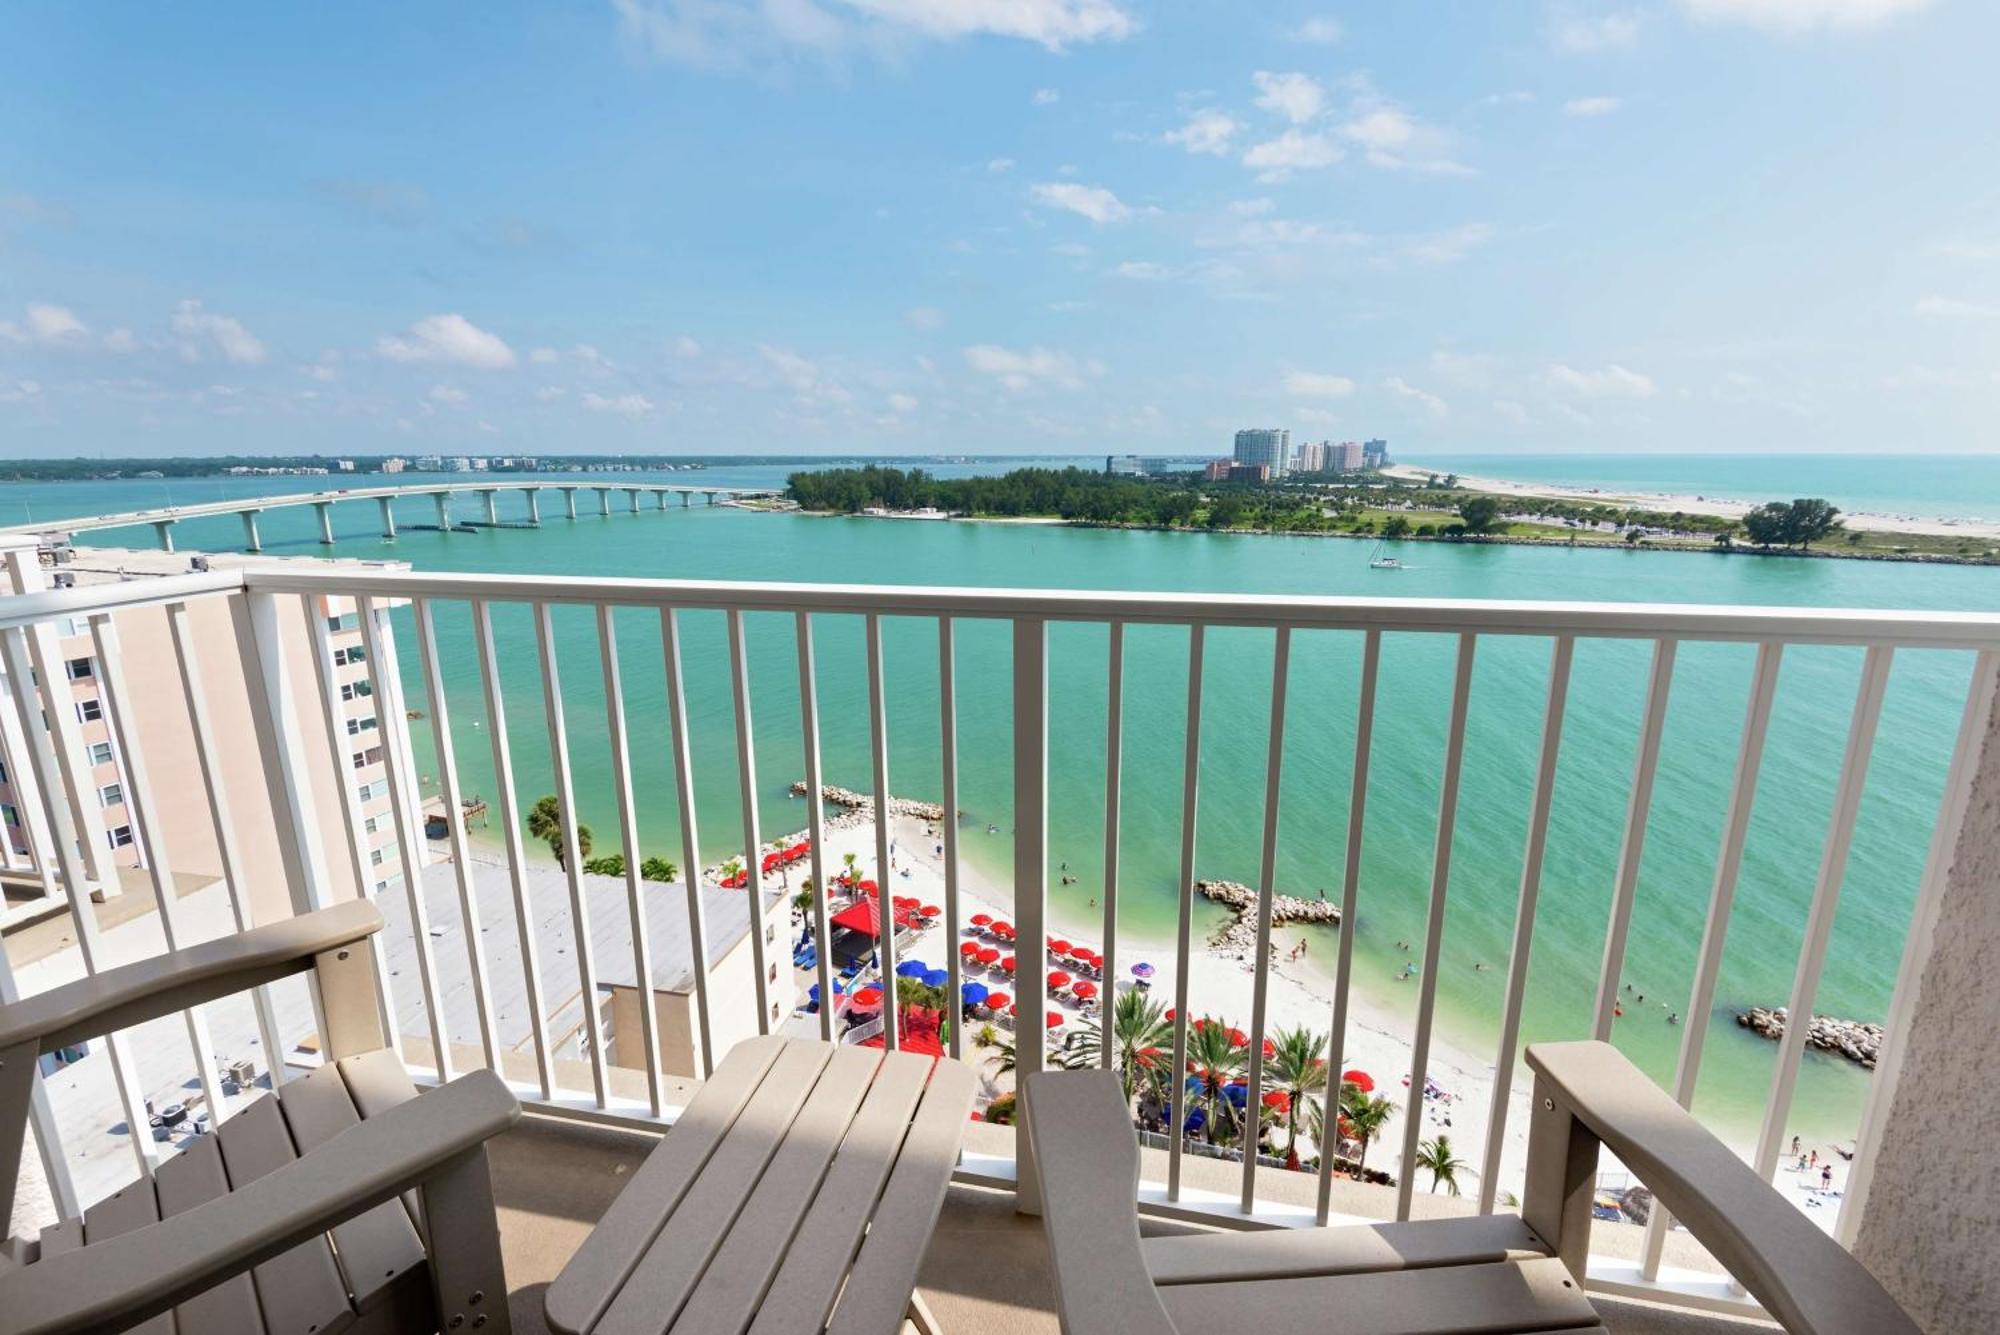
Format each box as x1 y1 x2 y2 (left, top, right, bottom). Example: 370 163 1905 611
1232 428 1291 478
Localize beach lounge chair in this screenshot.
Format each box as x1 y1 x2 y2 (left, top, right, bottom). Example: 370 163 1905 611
1022 1040 1920 1335
0 900 520 1335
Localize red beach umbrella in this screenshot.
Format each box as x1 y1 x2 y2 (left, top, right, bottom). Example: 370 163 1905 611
1048 938 1071 956
1072 980 1098 999
1342 1069 1375 1092
1001 956 1017 973
960 941 981 956
1227 1027 1249 1048
976 947 1000 965
1046 1013 1065 1029
985 991 1011 1010
921 905 941 917
1164 1007 1177 1021
1047 971 1072 989
970 913 993 928
1262 1039 1276 1059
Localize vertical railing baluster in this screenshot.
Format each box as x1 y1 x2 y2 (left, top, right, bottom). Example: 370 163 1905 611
1839 648 1999 1245
0 625 155 1185
413 598 504 1076
1641 640 1782 1275
1396 633 1476 1223
1317 629 1380 1226
1099 621 1124 1072
1592 638 1679 1038
0 941 79 1220
599 605 665 1114
358 595 452 1082
661 607 715 1080
1752 645 1894 1184
167 601 288 1080
0 653 62 905
304 600 377 901
536 601 611 1107
87 613 228 1123
1166 624 1205 1204
864 614 898 1052
796 614 836 1043
938 617 963 1060
727 609 774 1038
472 600 556 1100
1012 616 1050 1214
232 590 336 916
1240 627 1293 1213
1477 635 1574 1213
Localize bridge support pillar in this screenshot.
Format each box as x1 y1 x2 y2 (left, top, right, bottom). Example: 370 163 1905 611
707 491 717 506
481 489 499 526
561 487 578 520
240 509 263 552
434 491 452 531
378 496 397 538
597 487 611 516
153 520 176 553
680 490 691 508
313 501 335 545
655 489 669 511
525 489 541 525
626 488 641 514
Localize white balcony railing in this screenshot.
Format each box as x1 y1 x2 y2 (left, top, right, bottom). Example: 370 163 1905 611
2 555 1996 1321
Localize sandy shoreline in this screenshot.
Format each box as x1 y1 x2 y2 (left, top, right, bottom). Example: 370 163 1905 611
1385 462 2000 541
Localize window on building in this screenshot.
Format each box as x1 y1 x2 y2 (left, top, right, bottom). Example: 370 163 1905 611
340 680 374 701
107 824 134 849
332 645 367 667
374 878 392 894
76 699 103 723
88 741 114 766
357 780 382 802
0 760 7 784
364 814 381 835
98 782 123 808
65 657 94 681
369 846 387 868
345 715 379 736
2 804 18 828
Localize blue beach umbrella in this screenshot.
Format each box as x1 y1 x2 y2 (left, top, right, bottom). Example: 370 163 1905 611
961 981 990 1006
923 969 949 989
895 960 927 979
1130 961 1155 978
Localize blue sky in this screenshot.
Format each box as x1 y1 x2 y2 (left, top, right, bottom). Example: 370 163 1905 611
1 1 1995 457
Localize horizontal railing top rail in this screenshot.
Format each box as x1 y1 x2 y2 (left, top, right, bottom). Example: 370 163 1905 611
5 562 1991 649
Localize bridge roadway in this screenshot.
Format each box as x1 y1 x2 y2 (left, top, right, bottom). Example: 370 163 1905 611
1 480 778 552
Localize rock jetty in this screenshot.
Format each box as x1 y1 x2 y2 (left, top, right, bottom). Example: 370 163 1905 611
1735 1006 1883 1070
1197 879 1341 961
788 781 947 829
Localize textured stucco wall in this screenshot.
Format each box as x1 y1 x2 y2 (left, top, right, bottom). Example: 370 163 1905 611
1854 671 2000 1335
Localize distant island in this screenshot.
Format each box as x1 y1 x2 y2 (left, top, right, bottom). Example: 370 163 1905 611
787 465 1997 565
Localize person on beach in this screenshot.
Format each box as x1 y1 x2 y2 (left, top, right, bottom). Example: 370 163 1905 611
1792 1135 1802 1156
1821 1164 1834 1191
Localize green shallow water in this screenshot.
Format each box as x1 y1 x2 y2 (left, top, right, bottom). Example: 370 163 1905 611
71 486 2000 1155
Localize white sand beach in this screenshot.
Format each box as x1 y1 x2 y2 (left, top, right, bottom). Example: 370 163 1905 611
1383 462 2000 541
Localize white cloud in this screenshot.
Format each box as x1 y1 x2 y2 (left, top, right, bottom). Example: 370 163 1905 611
101 327 141 353
1339 99 1471 175
1553 10 1642 52
535 385 567 402
1564 95 1623 116
1229 197 1276 217
1481 90 1538 106
1398 222 1495 265
1914 295 1999 319
0 303 90 346
963 344 1096 392
673 334 703 357
0 378 41 403
1384 376 1450 416
376 313 516 368
888 392 919 414
1285 370 1356 398
301 362 338 382
1164 109 1240 156
1679 0 1931 32
759 343 853 403
172 300 267 364
582 391 657 418
1242 129 1344 181
429 383 469 404
905 305 946 330
1292 16 1343 43
1493 399 1533 426
987 157 1016 173
1031 182 1134 224
1548 362 1657 397
1114 260 1176 280
1032 86 1062 104
1252 71 1325 125
529 347 561 363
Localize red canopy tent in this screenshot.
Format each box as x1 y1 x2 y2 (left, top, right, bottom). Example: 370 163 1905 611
829 899 915 939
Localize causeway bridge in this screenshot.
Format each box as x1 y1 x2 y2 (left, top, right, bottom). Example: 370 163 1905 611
2 480 778 552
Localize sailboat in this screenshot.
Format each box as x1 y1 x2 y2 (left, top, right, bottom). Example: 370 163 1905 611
1368 540 1403 570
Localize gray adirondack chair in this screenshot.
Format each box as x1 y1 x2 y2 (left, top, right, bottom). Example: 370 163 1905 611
1023 1040 1920 1335
0 899 520 1335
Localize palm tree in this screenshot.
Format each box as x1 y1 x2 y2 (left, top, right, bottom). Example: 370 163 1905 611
1263 1026 1329 1170
1416 1135 1473 1196
1184 1018 1246 1147
1337 1087 1396 1175
721 857 745 887
792 878 816 915
1061 988 1174 1105
840 850 860 891
527 794 591 870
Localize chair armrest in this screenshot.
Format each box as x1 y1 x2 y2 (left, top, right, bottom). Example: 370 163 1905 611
1021 1070 1178 1335
0 899 382 1054
0 1068 519 1335
1523 1040 1918 1335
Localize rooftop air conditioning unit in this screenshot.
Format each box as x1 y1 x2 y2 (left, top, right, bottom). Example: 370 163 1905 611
52 546 73 564
51 572 75 590
189 555 210 572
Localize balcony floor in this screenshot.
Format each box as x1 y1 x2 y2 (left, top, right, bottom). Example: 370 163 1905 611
491 1114 1776 1335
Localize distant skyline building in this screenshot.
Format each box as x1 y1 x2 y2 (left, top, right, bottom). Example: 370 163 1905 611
1363 439 1390 468
1294 441 1327 474
1204 459 1233 481
1233 428 1291 478
1335 441 1365 473
380 457 408 474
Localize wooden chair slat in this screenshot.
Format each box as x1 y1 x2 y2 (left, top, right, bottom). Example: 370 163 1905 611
216 1094 356 1335
1143 1213 1551 1286
666 1047 885 1335
153 1134 266 1334
281 1062 427 1311
81 1176 174 1335
824 1058 977 1335
1158 1256 1600 1335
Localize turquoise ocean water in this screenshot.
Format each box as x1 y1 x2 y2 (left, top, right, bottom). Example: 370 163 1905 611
18 456 1998 1158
